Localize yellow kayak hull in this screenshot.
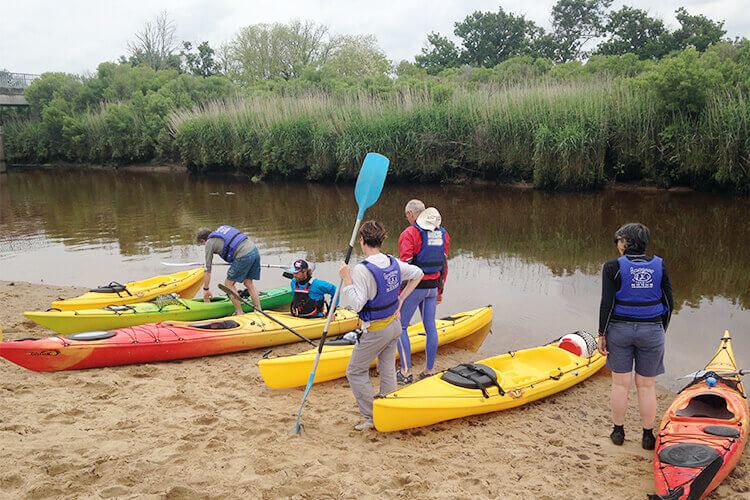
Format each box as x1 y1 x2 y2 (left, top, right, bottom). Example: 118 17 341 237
259 306 493 389
373 337 606 432
50 269 204 311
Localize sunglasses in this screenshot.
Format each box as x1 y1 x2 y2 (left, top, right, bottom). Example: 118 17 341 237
614 237 624 244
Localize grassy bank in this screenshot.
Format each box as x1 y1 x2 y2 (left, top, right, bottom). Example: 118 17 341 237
169 81 748 191
4 45 749 193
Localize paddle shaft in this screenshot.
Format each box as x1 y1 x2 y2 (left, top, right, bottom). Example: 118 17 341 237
295 219 360 434
218 284 316 347
313 219 360 356
161 262 287 269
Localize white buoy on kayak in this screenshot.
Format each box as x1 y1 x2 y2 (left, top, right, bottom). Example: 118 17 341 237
558 331 596 357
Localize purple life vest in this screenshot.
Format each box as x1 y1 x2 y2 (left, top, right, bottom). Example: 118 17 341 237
359 256 401 322
208 225 248 263
412 224 447 275
614 255 668 319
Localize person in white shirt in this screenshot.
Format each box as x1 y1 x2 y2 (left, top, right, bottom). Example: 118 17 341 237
339 221 424 431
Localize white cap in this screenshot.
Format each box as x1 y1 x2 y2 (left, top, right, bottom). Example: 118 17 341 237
416 207 441 231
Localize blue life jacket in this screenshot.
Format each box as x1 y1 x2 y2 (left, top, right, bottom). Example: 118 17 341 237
208 225 248 263
613 255 668 319
412 225 447 275
359 256 401 322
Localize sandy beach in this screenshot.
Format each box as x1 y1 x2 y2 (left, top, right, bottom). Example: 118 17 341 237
0 280 746 499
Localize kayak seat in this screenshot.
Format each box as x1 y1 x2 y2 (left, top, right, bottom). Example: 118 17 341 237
188 320 241 330
703 425 740 438
442 363 505 398
90 282 128 294
675 393 734 420
658 443 722 468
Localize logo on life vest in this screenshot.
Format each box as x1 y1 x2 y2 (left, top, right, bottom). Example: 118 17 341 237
426 231 443 246
384 270 400 293
630 267 654 288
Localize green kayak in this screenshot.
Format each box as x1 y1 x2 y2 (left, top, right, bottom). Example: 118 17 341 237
23 287 293 334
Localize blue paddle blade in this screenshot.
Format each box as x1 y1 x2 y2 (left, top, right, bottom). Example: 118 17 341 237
354 153 389 219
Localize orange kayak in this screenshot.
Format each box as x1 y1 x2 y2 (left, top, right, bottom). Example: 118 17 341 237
651 331 747 500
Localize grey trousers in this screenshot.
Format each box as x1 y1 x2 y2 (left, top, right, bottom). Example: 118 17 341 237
345 319 402 423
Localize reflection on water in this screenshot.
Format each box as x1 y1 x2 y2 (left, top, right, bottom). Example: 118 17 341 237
1 170 748 388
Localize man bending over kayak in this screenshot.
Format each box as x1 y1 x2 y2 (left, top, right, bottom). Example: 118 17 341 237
196 226 262 315
339 221 423 431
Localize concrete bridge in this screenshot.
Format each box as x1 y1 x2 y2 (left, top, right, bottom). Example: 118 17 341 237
0 72 39 106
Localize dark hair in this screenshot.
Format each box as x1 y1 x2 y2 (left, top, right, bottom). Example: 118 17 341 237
196 227 212 244
359 221 387 248
614 223 649 254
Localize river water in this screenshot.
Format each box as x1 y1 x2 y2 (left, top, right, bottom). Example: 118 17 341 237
1 169 748 389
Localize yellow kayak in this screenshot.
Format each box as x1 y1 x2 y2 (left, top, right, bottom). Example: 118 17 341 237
49 269 205 311
373 332 605 432
259 306 493 389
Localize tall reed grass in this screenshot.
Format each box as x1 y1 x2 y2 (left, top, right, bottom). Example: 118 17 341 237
171 80 747 191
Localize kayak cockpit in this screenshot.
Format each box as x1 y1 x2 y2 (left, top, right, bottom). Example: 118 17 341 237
187 320 241 330
675 393 735 420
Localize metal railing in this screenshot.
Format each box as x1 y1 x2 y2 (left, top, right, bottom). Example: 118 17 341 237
0 72 40 90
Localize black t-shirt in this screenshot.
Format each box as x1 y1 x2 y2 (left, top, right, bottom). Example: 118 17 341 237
599 253 674 335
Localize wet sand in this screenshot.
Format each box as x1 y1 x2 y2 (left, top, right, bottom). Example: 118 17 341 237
0 280 746 499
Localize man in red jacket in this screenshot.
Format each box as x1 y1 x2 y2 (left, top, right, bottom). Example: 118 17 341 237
396 200 450 383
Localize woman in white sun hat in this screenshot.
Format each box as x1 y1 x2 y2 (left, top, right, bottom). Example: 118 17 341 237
397 202 450 383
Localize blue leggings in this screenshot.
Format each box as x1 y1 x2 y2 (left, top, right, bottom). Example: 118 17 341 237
397 287 438 372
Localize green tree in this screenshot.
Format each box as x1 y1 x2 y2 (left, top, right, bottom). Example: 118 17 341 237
24 73 83 115
454 8 542 67
596 6 671 59
549 0 612 62
181 41 218 78
226 19 333 83
415 32 461 74
640 47 724 115
672 8 726 52
322 35 391 79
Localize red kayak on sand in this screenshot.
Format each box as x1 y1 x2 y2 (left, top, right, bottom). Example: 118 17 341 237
650 331 747 500
0 310 359 372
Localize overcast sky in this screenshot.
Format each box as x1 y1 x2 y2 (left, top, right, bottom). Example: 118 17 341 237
3 0 748 75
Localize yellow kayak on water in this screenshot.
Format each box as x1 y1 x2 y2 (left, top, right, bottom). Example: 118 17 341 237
49 268 205 311
373 331 605 432
258 306 493 389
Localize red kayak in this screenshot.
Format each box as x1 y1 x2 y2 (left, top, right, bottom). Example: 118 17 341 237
651 331 747 500
0 310 359 372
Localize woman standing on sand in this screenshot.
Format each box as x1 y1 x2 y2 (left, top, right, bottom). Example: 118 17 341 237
597 223 674 450
338 221 423 430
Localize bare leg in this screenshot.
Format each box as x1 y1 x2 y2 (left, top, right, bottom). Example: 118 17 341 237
224 279 243 315
634 373 657 429
243 279 262 311
611 371 632 426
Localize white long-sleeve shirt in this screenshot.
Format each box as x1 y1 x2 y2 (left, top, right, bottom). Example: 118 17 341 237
341 252 423 330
